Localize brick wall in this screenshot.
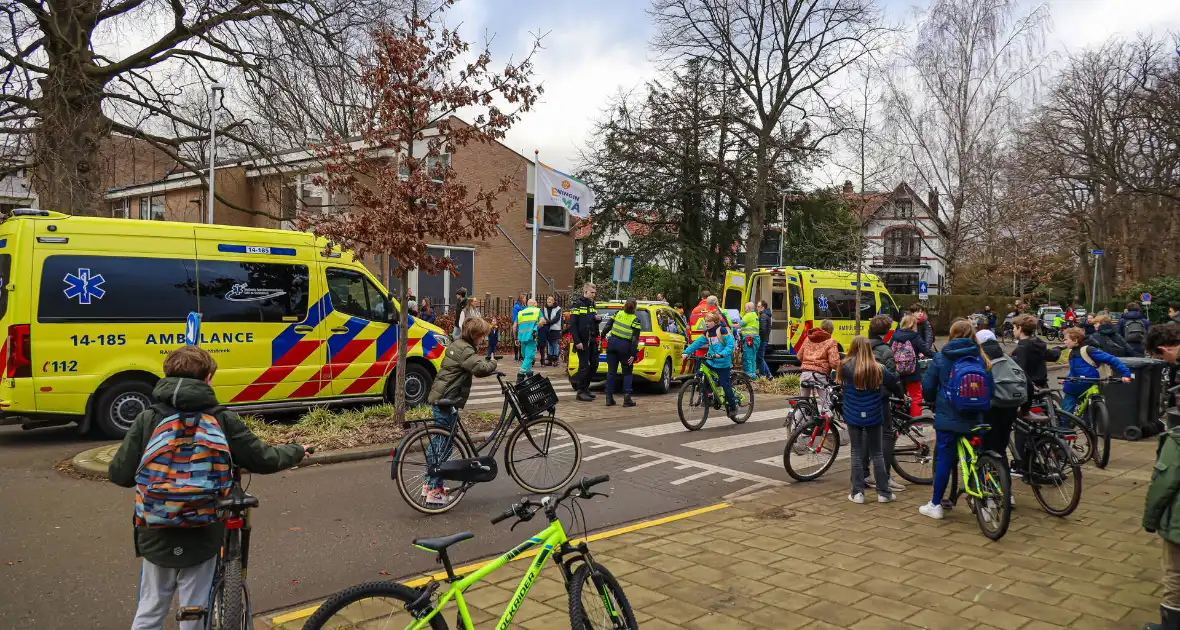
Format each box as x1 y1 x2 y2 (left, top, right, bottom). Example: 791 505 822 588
95 136 176 199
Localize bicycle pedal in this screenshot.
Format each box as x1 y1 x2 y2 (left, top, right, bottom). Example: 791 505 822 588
177 607 207 621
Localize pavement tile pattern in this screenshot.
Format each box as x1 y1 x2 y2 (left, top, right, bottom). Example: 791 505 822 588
262 433 1166 629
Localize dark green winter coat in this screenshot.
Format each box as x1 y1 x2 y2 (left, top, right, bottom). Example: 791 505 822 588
1144 427 1180 545
427 338 498 407
108 377 304 568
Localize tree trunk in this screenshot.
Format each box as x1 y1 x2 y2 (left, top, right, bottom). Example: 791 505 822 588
33 8 109 215
394 266 411 423
744 137 770 278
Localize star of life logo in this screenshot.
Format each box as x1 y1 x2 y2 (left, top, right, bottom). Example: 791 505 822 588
63 268 106 305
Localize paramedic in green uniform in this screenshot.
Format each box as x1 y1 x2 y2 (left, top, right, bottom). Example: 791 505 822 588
514 298 543 379
603 299 643 408
740 302 760 378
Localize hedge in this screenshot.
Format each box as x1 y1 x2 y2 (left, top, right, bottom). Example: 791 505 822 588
891 294 1022 335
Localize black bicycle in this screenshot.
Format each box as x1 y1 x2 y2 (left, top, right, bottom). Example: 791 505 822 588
1009 412 1083 516
1030 387 1098 466
180 455 313 630
392 372 582 515
888 397 935 485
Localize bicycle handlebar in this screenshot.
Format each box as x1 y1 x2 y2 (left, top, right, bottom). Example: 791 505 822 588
490 475 611 526
1059 376 1132 383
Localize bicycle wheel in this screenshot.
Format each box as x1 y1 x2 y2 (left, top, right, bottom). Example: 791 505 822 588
568 562 638 630
891 416 934 485
970 453 1011 540
505 417 582 493
1091 401 1111 469
393 426 473 515
300 581 448 630
677 380 710 431
783 418 840 482
1059 412 1095 464
209 537 245 630
1029 436 1083 517
729 373 755 424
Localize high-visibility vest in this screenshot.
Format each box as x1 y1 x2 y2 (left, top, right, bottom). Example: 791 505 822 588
516 306 541 340
740 312 759 336
609 311 642 341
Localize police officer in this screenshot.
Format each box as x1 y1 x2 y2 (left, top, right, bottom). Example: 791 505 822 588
513 298 543 380
570 283 599 402
603 299 643 407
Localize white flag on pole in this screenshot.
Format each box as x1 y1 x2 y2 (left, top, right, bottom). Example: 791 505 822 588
536 161 595 218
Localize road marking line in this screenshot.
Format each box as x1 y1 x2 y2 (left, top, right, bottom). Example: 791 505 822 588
623 459 667 472
580 435 785 487
723 476 742 482
671 470 715 485
583 447 626 461
619 408 785 437
629 453 648 458
674 464 694 470
265 502 733 625
588 442 613 449
683 428 788 453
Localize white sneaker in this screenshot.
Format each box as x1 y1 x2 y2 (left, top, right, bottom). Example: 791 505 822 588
919 502 945 520
1010 494 1016 508
425 488 451 506
849 492 865 504
878 493 896 503
421 482 430 498
888 479 906 492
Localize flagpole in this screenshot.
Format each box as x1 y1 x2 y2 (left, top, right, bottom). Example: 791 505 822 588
531 149 539 299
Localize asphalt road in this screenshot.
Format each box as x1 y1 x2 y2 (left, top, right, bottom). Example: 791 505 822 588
0 386 800 630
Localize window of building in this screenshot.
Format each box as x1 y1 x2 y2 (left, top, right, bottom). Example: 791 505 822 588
605 239 623 250
881 272 920 295
39 255 198 322
197 261 309 323
812 288 874 320
883 227 921 262
139 195 165 221
411 246 473 312
111 199 131 219
894 199 913 219
398 154 450 183
326 268 390 322
525 195 569 231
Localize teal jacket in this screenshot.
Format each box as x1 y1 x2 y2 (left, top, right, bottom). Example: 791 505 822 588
684 325 735 370
1145 427 1180 545
108 377 304 568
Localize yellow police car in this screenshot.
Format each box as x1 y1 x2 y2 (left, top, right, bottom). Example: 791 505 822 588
566 301 692 393
0 209 447 438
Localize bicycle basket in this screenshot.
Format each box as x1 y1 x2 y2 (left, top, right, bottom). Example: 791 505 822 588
513 373 559 420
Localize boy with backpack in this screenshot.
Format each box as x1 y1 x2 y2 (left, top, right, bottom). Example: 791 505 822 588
919 319 994 520
1062 327 1131 414
1120 301 1151 357
108 346 308 630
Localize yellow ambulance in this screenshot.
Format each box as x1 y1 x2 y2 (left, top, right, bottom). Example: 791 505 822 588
720 267 901 373
0 210 447 438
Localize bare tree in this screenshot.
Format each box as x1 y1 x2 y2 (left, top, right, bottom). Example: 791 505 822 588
885 0 1050 292
649 0 889 278
0 0 377 215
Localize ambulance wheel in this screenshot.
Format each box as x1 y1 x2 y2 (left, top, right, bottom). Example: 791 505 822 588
95 380 155 438
650 360 673 395
386 362 432 408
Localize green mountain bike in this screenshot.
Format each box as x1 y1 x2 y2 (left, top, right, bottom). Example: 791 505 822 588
301 475 636 630
946 424 1012 540
677 357 754 431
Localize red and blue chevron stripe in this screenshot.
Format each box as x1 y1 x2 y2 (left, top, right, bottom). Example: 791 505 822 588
231 294 332 403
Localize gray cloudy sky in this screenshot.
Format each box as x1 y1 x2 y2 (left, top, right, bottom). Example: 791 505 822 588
447 0 1180 172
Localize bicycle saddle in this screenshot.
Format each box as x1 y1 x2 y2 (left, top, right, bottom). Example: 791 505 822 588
434 398 461 410
1020 411 1050 423
413 531 474 553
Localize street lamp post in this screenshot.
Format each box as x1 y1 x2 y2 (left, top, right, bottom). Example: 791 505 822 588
207 82 226 225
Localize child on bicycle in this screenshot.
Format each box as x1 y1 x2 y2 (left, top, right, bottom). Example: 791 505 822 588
839 336 903 504
798 319 839 411
1062 327 1131 415
108 346 308 630
919 319 992 520
425 316 498 506
683 310 738 419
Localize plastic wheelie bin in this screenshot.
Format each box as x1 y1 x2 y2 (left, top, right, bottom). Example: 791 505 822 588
1102 357 1168 440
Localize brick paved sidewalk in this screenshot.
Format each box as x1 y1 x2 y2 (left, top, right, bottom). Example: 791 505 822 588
263 438 1165 629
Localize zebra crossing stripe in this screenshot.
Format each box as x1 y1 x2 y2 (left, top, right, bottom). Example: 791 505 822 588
618 408 786 438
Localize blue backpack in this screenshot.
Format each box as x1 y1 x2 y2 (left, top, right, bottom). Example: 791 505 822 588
943 355 993 414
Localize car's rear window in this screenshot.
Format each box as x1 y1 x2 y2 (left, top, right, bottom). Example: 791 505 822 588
596 307 652 333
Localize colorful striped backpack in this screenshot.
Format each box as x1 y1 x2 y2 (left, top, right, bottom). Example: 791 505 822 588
134 405 233 528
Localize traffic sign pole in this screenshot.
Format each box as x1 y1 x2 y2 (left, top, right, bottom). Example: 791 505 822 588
1089 249 1104 314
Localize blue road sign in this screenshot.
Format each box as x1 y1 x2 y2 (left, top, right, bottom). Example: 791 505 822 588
918 281 929 301
185 312 202 346
1091 249 1105 256
1142 292 1152 305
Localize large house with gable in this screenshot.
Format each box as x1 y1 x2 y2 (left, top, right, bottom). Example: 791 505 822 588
841 181 949 296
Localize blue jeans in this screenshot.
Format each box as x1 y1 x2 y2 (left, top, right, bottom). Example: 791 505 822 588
425 406 460 490
547 337 560 360
713 366 736 412
486 332 497 358
931 430 962 506
756 338 771 378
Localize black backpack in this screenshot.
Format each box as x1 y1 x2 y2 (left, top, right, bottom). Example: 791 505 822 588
1124 318 1147 344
